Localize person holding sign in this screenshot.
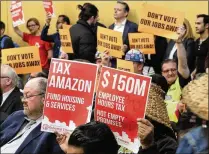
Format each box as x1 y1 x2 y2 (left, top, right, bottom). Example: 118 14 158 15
162 26 191 128
70 4 98 63
0 77 64 154
164 19 195 73
41 13 71 59
13 18 53 74
109 1 138 54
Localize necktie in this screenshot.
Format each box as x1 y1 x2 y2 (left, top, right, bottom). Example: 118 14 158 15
7 118 36 144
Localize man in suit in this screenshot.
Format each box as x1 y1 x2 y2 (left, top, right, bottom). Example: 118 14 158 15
109 1 138 54
0 64 23 124
0 77 64 154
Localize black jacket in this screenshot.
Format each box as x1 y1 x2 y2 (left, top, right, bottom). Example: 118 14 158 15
70 19 97 63
0 87 23 124
164 38 195 72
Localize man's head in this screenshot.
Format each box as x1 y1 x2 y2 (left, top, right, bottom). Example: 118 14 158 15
56 15 70 29
0 64 18 93
161 59 178 85
28 72 48 81
78 4 99 26
195 14 209 35
0 21 5 37
125 49 144 74
67 121 118 154
26 18 40 35
22 77 47 120
114 2 129 20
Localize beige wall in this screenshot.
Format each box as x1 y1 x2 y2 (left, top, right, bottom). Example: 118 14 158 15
1 1 208 46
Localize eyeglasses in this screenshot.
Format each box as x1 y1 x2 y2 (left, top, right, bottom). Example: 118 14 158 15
0 76 9 79
21 93 45 101
27 24 37 28
162 68 177 74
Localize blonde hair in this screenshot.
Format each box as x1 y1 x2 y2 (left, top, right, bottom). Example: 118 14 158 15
183 18 194 40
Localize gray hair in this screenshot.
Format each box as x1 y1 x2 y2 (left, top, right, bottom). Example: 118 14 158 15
27 77 48 95
1 64 18 87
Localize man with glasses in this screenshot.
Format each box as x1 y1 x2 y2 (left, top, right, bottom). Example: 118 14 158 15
161 26 191 127
0 64 23 124
0 77 64 154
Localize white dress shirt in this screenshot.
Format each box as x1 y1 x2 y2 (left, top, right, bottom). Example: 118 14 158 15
168 44 177 59
113 19 127 34
1 116 42 153
1 87 15 106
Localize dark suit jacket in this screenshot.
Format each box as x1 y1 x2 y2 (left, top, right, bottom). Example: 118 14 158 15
109 20 138 53
0 87 23 124
0 111 64 154
164 38 195 72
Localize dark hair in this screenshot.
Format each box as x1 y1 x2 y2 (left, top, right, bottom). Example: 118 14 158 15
151 74 169 93
26 18 40 28
58 15 70 25
117 1 130 15
77 4 98 21
0 21 5 30
68 121 118 154
197 14 209 26
161 59 177 70
29 72 48 81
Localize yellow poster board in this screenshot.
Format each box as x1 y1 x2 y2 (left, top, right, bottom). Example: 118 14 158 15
117 59 134 73
138 4 184 39
59 29 73 53
129 33 155 54
2 46 42 74
62 24 71 30
97 26 124 58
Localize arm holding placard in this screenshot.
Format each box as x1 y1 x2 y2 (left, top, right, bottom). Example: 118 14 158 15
176 26 190 79
41 13 55 42
13 26 23 38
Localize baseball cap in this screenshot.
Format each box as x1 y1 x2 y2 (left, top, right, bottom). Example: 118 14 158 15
125 49 145 63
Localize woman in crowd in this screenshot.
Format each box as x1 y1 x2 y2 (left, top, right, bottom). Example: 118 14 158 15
70 3 98 63
163 18 195 72
176 74 208 154
13 18 52 74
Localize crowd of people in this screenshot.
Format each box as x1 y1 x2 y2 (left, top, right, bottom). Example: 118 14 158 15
0 1 208 154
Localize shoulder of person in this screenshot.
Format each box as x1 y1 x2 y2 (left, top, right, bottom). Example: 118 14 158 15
185 38 195 44
126 20 138 27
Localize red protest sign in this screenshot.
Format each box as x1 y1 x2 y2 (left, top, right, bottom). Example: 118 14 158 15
95 67 151 153
43 0 55 16
41 59 98 133
10 0 25 27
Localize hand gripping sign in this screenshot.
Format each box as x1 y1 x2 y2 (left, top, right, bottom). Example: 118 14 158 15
41 59 98 134
95 67 151 153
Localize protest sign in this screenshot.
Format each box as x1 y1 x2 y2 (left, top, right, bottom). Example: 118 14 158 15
10 0 25 27
129 33 156 54
138 4 184 39
95 67 151 153
59 29 73 53
43 0 55 17
97 27 124 58
62 24 71 30
117 59 134 73
41 59 98 134
1 46 42 74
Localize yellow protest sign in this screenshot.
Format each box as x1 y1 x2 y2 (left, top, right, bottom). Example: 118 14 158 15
2 46 42 74
117 59 134 73
129 33 155 54
62 24 71 30
138 4 184 39
97 26 124 58
59 29 73 53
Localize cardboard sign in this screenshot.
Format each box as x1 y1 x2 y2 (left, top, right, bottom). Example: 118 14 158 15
10 0 25 27
97 27 124 58
138 4 184 39
95 67 151 153
62 24 71 30
129 33 156 54
59 29 73 53
43 0 55 17
1 46 42 74
41 59 98 134
117 59 134 73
